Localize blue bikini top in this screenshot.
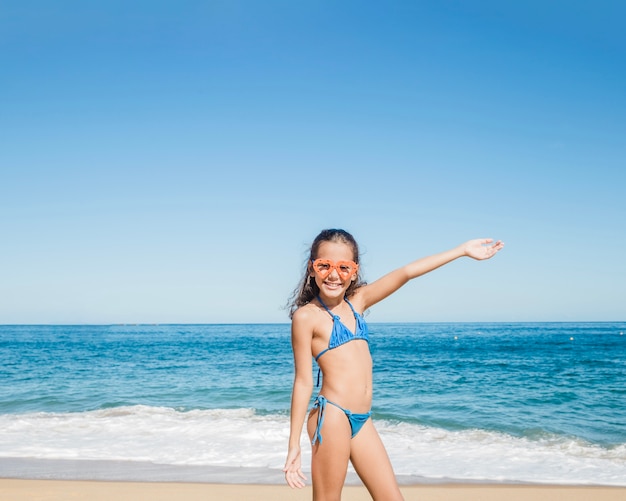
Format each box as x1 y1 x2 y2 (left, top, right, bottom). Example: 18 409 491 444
314 295 369 362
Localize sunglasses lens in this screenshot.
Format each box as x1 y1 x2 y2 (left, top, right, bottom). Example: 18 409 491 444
337 262 358 278
313 260 331 278
314 262 330 273
338 264 353 276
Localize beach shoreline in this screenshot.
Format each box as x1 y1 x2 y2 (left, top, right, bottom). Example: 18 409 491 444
4 457 624 487
2 458 625 501
1 478 625 501
3 456 625 485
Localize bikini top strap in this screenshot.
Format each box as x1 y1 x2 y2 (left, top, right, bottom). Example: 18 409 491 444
344 297 358 316
316 295 337 319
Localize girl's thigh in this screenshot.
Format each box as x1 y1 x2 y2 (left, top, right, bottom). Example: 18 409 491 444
307 405 352 499
349 420 404 501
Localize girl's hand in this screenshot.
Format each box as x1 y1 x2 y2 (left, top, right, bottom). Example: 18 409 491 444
463 238 504 260
283 446 307 488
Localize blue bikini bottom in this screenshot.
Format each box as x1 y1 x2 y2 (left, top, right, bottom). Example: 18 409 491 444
311 395 372 445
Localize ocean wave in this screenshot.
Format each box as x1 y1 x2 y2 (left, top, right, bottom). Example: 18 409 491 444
1 405 624 485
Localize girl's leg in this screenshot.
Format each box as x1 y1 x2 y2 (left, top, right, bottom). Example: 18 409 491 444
349 420 404 501
307 405 352 501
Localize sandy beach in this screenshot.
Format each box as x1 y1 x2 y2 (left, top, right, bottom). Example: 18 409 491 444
1 479 625 501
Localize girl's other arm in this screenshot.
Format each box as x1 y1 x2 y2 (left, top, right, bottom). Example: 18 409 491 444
360 238 504 310
283 309 314 488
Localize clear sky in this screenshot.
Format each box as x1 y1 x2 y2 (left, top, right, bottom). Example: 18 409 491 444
2 1 625 324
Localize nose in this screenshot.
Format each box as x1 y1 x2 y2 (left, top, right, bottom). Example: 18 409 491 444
328 266 341 279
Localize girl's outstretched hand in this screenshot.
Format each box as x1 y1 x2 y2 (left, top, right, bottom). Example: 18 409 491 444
464 238 505 260
283 446 307 489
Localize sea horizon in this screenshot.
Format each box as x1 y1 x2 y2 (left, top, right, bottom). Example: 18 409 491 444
2 319 624 326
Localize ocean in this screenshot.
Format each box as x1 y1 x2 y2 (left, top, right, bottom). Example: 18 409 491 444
0 323 624 486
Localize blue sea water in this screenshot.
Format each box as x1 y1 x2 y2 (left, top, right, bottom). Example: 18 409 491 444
0 323 625 485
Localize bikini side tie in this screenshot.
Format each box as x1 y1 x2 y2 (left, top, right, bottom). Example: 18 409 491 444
311 395 327 445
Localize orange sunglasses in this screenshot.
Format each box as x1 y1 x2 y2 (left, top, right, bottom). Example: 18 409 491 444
311 259 359 280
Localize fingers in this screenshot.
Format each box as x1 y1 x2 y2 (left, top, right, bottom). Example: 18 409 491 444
283 450 306 488
484 239 504 258
283 467 307 488
466 238 504 260
481 238 504 248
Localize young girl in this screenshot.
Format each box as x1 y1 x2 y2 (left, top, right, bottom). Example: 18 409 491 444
283 229 504 500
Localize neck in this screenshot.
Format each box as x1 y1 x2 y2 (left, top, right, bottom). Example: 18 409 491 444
317 294 345 309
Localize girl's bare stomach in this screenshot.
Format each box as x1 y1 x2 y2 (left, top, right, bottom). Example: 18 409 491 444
316 342 372 413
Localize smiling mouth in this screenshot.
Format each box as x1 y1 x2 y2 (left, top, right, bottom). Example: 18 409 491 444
324 281 343 288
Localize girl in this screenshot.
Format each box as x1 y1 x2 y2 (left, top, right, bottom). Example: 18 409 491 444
283 229 504 500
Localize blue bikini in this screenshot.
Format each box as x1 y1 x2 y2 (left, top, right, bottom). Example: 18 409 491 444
311 296 372 445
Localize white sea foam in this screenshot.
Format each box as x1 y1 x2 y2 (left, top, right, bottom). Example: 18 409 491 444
0 406 624 485
376 420 626 485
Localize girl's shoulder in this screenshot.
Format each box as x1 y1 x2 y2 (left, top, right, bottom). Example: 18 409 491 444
292 301 319 323
291 302 325 342
292 300 336 329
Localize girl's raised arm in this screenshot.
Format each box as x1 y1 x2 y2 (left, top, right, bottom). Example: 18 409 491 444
358 238 504 310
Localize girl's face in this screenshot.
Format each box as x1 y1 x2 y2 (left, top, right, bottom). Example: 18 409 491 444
311 241 358 297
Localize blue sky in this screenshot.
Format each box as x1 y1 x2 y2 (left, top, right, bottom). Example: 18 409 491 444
1 1 625 324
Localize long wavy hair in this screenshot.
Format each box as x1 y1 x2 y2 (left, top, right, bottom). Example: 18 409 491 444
286 229 366 318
